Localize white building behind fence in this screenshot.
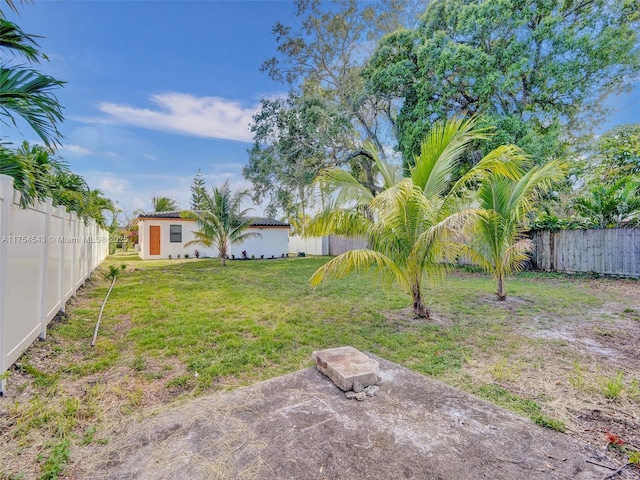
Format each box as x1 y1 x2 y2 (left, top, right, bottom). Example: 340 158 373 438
0 175 109 394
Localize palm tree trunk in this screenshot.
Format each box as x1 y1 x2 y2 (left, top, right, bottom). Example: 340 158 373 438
496 274 506 301
221 254 226 267
412 282 430 319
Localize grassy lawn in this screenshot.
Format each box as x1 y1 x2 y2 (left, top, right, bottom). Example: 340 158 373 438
1 253 639 479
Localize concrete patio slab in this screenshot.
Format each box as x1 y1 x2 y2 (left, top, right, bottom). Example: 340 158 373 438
79 354 619 479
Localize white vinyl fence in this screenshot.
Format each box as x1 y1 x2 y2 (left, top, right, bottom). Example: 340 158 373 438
288 235 329 256
529 228 640 277
0 175 109 394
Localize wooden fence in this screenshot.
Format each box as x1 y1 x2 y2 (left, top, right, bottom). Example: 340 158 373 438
0 175 109 394
328 235 369 255
529 229 640 277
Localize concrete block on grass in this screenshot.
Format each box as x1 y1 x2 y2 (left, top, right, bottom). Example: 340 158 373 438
312 346 378 391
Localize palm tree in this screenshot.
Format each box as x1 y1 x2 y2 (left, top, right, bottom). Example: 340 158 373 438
0 141 115 226
308 117 523 318
1 141 77 207
151 195 178 212
182 180 261 266
463 160 566 300
573 177 640 228
0 16 65 149
0 141 36 206
83 188 116 229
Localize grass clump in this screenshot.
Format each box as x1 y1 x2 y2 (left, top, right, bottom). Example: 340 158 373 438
463 382 565 432
601 371 625 400
39 440 70 480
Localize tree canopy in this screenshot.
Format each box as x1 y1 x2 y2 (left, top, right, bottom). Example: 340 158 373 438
593 124 640 179
0 141 115 227
365 0 640 170
244 92 353 219
246 0 420 219
151 196 179 213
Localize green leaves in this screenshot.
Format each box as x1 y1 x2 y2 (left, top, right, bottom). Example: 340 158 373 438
0 67 64 149
0 16 65 149
0 141 114 226
464 159 566 299
366 0 640 169
151 196 178 212
573 177 640 228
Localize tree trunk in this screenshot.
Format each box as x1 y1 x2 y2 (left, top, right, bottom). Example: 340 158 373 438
220 254 226 267
496 274 506 301
412 282 430 319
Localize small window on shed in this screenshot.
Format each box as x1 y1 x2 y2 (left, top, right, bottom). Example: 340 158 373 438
169 224 182 243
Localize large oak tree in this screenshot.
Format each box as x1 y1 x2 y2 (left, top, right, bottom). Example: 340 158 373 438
366 0 640 171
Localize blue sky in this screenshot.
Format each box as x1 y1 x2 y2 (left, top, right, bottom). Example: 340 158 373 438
2 1 639 220
2 1 300 218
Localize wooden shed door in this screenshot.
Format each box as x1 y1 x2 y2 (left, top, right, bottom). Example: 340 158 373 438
149 226 161 255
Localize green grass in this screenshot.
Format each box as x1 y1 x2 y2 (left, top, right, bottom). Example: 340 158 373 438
88 257 483 387
1 253 636 478
50 255 618 392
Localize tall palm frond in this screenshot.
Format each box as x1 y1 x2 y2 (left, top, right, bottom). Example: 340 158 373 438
0 67 64 149
0 18 41 62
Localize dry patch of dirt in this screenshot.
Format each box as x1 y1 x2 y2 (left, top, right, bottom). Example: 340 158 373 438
445 282 640 473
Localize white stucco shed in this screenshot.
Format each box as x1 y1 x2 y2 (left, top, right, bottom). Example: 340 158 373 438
137 212 290 260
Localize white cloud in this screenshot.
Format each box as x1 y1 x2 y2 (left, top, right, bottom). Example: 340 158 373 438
80 170 264 217
97 92 258 142
62 144 93 155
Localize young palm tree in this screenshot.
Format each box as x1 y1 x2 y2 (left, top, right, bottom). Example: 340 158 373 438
151 195 178 212
463 161 566 300
573 177 640 228
182 180 261 266
308 117 524 318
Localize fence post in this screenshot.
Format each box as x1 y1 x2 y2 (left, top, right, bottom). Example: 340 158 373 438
57 206 66 313
70 211 78 295
0 175 15 395
39 198 53 340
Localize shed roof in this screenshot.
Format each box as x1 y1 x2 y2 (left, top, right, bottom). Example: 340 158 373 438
138 211 289 227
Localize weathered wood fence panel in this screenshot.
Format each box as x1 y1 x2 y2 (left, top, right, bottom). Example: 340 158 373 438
529 229 640 277
328 235 369 256
0 175 109 394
